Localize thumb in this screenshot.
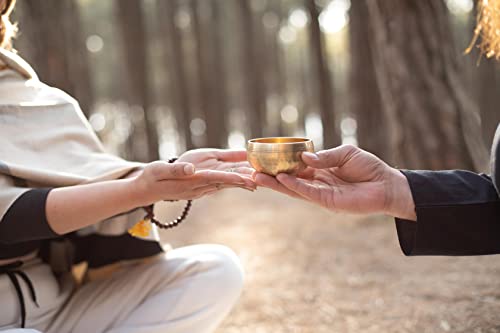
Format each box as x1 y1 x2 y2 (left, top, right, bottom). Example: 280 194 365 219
148 161 196 180
302 145 358 169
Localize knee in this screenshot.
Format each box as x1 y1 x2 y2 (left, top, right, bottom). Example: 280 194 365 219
160 244 245 300
201 245 245 301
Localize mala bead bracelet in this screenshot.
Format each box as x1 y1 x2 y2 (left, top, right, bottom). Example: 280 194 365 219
128 157 193 237
142 200 192 230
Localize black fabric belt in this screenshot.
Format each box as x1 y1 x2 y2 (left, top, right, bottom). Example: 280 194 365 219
0 261 38 328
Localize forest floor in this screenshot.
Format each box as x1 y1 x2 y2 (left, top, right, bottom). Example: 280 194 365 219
158 188 500 333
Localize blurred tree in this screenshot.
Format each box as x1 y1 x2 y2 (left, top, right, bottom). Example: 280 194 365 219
157 0 194 150
18 0 94 117
366 0 489 171
265 0 287 137
477 59 500 147
238 0 266 139
348 0 389 161
469 1 500 148
115 0 159 162
191 0 228 148
209 0 230 148
305 0 340 148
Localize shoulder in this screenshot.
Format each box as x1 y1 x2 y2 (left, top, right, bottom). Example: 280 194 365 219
0 48 38 81
0 50 77 107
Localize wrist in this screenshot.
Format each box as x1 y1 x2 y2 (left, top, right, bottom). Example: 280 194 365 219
127 177 156 208
385 168 417 221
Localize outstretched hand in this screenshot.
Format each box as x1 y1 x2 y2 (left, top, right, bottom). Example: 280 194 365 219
255 145 416 220
178 149 255 178
134 157 255 206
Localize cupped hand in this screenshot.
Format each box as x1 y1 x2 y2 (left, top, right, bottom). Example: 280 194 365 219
133 160 256 206
178 148 255 178
255 145 416 220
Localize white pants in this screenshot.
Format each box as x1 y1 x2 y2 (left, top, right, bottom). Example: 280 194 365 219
0 244 244 333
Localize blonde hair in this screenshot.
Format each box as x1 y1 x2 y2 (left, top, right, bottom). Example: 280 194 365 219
0 0 16 49
467 0 500 59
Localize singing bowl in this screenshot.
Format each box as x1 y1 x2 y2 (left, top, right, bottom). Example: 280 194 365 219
247 137 315 176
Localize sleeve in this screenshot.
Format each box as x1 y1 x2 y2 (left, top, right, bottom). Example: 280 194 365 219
395 170 500 256
0 173 59 245
0 188 59 244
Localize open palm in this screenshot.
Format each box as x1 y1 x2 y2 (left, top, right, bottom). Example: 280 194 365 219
178 148 255 178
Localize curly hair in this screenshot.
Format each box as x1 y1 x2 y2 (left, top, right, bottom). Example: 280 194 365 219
0 0 16 49
467 0 500 60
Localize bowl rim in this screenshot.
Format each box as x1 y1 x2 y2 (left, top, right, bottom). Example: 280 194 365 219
247 137 312 145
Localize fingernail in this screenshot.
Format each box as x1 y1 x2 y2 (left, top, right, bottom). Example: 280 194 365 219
276 173 287 181
303 152 319 161
184 164 195 175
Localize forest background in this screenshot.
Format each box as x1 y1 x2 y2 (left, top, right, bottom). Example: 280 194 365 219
12 1 500 332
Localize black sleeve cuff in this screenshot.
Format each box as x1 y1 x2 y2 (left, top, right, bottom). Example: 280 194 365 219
395 170 500 256
0 188 59 245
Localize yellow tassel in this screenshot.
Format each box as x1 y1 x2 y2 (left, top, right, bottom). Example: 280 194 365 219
128 219 152 237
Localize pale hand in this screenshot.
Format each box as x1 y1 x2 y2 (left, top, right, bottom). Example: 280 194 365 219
133 159 255 206
178 148 255 179
255 145 416 220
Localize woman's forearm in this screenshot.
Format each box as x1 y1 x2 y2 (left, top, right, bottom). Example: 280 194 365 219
46 178 143 235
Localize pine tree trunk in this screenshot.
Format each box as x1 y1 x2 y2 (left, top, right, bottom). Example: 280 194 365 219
210 0 230 147
237 0 266 139
366 0 489 171
191 0 229 148
18 0 94 117
306 0 340 148
478 59 500 147
115 0 159 162
191 0 213 147
157 0 194 151
349 0 389 161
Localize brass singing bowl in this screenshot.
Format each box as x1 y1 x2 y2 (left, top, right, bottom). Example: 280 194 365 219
247 137 315 176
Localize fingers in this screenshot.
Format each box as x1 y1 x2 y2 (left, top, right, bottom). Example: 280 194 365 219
214 149 247 162
254 173 304 199
190 185 219 199
228 166 255 177
149 161 195 180
193 170 256 189
302 144 359 169
188 182 256 199
276 173 317 201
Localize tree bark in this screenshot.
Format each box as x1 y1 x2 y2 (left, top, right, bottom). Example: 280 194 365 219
267 0 287 136
191 0 229 148
115 0 159 162
366 0 489 171
237 0 266 139
157 0 194 151
478 59 500 147
210 0 230 147
306 0 340 148
348 0 389 161
18 0 94 117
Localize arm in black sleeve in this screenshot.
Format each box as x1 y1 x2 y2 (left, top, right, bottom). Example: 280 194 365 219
0 188 59 245
395 170 500 256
